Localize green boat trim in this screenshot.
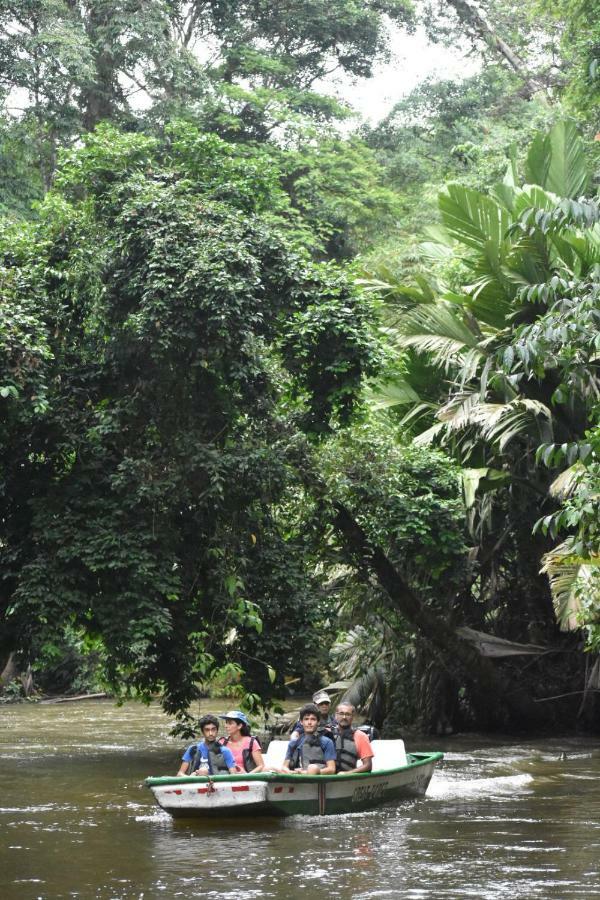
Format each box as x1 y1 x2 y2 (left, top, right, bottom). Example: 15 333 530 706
145 750 443 817
145 751 443 787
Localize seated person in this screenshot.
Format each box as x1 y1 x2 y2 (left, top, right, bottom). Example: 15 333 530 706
218 709 265 772
177 714 236 776
334 702 374 775
289 690 337 742
282 703 336 775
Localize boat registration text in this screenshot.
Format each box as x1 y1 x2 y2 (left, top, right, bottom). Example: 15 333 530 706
352 781 389 803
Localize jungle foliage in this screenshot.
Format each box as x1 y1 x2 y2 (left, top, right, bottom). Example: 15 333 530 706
1 0 600 732
0 124 385 719
361 117 600 727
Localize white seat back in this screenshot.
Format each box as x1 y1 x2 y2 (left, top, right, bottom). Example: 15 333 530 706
262 740 289 769
370 739 408 770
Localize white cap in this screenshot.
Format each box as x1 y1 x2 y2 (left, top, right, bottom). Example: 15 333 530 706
312 690 331 705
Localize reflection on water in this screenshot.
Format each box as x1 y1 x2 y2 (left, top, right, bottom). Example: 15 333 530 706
1 700 599 898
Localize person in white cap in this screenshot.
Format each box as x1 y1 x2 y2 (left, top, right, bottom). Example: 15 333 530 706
312 690 336 731
289 690 337 743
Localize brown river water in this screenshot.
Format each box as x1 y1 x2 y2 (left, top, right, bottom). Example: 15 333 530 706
1 699 599 899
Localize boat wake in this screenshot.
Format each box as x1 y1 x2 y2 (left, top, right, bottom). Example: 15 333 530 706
429 773 533 800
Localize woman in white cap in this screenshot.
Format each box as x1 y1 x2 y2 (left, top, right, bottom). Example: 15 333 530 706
219 710 265 773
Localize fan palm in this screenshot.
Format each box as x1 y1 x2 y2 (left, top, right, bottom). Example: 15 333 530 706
364 120 600 645
365 120 599 477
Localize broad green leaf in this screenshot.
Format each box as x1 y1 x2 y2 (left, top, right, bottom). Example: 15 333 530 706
439 183 510 254
462 468 490 509
525 120 589 199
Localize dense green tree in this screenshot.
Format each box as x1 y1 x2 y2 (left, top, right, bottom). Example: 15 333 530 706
363 66 554 273
538 0 600 128
0 1 415 170
165 120 402 260
0 117 45 216
0 126 381 718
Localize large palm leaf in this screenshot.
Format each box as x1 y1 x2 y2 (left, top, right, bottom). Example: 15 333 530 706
393 304 482 369
525 120 590 200
439 183 511 254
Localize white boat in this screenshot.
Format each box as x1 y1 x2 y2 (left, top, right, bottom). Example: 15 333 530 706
145 739 443 818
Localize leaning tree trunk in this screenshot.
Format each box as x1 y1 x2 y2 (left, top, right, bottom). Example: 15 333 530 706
1 652 18 688
329 500 547 730
444 0 545 98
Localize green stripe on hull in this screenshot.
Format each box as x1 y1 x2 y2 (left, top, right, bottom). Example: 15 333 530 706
145 752 443 788
148 753 442 819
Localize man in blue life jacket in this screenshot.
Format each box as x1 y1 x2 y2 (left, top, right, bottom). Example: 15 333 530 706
282 703 337 775
177 714 237 776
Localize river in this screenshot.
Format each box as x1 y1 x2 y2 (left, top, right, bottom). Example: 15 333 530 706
1 700 599 899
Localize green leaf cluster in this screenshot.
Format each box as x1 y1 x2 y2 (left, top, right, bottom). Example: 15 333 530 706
0 126 379 716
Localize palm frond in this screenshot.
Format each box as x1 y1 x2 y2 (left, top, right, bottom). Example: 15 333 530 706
439 183 511 254
365 377 420 410
394 304 480 370
525 120 589 200
549 463 586 501
540 540 596 631
468 399 552 451
412 421 448 447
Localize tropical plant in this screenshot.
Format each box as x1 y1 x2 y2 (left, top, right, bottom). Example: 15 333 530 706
0 126 381 721
364 119 600 669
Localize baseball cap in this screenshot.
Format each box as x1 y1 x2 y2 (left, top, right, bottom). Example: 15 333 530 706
218 710 250 725
312 690 331 705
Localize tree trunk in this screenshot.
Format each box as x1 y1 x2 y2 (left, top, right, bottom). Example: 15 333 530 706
330 500 547 729
445 0 544 98
1 652 18 688
83 7 118 130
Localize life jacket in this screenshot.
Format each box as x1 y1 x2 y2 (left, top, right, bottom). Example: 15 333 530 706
220 735 258 772
189 741 230 775
317 719 337 741
290 733 326 770
335 726 359 772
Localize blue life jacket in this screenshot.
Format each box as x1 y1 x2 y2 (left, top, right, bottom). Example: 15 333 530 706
189 741 230 774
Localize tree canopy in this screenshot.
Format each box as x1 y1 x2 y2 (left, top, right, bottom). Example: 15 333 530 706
0 125 380 718
1 0 600 733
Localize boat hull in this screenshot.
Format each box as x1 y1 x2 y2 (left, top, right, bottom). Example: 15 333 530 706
146 752 442 819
